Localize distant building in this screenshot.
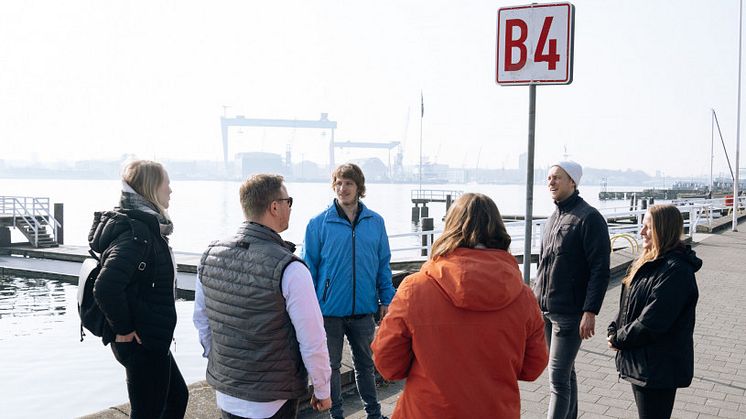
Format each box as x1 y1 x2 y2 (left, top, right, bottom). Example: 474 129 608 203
351 157 388 181
292 160 327 181
236 152 287 178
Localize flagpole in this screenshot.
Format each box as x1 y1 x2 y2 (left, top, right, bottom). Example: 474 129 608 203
419 91 424 193
734 0 742 232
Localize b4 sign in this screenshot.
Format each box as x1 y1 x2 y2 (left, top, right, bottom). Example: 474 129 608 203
496 3 574 85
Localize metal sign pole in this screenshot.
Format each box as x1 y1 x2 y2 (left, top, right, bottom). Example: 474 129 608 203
523 84 536 285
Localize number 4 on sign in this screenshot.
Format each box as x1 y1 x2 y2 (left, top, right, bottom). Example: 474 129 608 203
535 17 560 70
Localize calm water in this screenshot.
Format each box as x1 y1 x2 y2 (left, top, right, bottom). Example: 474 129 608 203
0 276 206 418
0 178 638 417
0 178 637 253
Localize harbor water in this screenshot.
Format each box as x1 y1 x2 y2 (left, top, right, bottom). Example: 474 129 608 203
0 178 641 418
0 178 638 253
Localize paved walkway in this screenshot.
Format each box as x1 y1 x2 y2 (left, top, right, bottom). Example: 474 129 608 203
303 227 746 418
83 226 746 418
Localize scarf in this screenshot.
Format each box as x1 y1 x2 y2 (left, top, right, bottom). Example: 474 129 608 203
119 181 174 236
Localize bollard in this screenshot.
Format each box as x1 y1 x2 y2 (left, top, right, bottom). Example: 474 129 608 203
421 217 434 257
411 206 420 223
0 227 10 247
54 203 64 245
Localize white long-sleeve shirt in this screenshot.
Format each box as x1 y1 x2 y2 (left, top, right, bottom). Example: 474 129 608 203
193 261 331 418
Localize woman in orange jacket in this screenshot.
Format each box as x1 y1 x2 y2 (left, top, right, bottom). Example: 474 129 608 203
372 193 548 419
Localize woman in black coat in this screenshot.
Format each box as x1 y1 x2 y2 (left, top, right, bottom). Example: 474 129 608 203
607 204 701 419
91 160 188 418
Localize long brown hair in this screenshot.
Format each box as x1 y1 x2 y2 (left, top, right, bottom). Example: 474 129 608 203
622 204 684 285
429 193 511 259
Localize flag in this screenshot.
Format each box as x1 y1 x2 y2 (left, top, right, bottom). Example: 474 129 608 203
420 91 424 118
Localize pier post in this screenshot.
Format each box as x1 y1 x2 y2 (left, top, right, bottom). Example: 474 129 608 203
54 203 64 245
445 194 452 212
411 206 420 223
421 217 434 257
0 227 10 247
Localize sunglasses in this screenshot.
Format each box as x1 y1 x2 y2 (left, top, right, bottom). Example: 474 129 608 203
276 197 293 208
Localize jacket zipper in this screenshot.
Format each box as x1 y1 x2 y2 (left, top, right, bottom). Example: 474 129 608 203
322 278 331 302
351 226 357 316
540 212 563 309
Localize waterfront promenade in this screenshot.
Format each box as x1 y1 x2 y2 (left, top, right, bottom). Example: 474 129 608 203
297 226 746 418
83 224 746 418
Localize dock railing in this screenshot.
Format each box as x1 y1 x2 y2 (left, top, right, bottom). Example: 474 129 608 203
386 199 722 262
0 196 62 246
410 189 463 203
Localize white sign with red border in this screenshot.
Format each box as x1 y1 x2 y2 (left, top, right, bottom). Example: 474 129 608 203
496 2 574 85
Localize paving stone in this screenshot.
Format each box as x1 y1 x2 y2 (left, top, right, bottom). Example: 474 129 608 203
724 393 746 404
668 408 699 419
718 407 746 418
601 406 635 418
704 397 740 410
678 401 720 415
596 396 632 410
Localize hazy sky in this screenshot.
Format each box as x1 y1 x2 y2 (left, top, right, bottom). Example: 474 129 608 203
1 0 744 177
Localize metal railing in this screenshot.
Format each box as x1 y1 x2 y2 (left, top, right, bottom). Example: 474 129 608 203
387 199 727 261
0 196 61 246
410 189 463 202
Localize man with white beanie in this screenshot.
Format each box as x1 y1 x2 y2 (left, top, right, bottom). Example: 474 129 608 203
534 161 611 419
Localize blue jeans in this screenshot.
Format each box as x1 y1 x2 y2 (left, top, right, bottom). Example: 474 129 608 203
324 315 382 419
543 312 582 419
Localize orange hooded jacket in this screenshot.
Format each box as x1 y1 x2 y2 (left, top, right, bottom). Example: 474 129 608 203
372 247 548 419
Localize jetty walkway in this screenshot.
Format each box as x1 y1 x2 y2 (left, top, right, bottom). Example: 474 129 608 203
80 222 746 418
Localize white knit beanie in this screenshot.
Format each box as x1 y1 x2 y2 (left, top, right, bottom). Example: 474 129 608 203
553 161 583 185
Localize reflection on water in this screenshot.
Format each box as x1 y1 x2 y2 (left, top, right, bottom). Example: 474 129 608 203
0 275 207 419
0 276 68 339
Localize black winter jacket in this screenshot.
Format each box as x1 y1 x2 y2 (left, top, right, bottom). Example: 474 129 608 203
608 245 701 389
89 209 177 353
534 191 611 314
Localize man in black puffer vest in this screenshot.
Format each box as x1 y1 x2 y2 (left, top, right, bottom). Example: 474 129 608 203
194 174 331 419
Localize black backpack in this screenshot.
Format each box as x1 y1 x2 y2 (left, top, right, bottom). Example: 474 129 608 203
77 243 152 343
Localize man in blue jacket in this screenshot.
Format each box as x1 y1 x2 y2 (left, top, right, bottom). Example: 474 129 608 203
303 163 395 419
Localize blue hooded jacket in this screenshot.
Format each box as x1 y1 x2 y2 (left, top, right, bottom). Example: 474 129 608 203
302 200 395 317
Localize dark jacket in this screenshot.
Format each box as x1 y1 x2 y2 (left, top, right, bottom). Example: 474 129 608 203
89 209 177 353
198 222 309 402
608 245 701 389
534 191 611 314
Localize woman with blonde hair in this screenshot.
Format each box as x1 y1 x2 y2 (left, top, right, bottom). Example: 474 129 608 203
607 204 701 419
90 159 188 418
372 193 548 419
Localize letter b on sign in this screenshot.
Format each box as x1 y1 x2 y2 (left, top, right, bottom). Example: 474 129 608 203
497 3 574 85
